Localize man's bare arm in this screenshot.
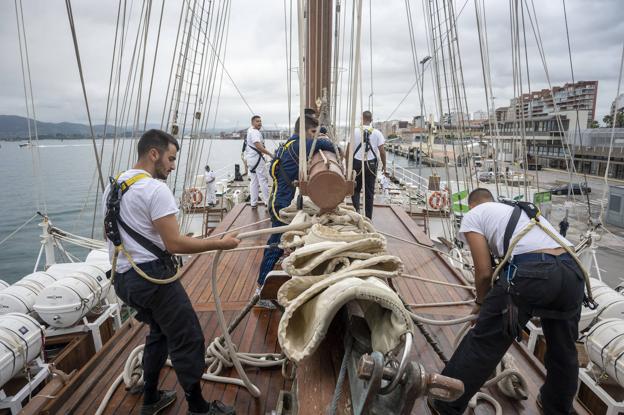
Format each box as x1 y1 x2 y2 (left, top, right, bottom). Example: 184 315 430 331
254 142 273 158
153 214 240 254
379 144 387 173
464 232 493 304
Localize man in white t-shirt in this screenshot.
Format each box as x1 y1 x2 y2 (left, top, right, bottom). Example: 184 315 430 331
204 165 217 206
429 188 585 415
244 115 272 208
103 129 239 415
347 110 386 219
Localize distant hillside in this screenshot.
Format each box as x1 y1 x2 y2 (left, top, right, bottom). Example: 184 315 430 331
0 115 235 140
0 115 114 139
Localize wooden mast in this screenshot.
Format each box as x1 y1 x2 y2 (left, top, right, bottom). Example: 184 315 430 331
306 0 333 124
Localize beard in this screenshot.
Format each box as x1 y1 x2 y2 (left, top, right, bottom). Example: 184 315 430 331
154 159 170 180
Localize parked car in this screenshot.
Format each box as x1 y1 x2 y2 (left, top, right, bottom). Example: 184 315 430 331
520 161 543 171
550 183 591 195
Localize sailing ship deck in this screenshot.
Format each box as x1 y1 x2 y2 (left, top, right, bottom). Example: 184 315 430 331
41 204 589 415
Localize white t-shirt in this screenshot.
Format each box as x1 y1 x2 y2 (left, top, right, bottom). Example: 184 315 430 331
245 127 264 159
103 169 179 273
353 125 385 161
458 202 572 258
204 171 216 186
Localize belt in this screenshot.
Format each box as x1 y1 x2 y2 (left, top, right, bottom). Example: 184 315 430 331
511 252 571 264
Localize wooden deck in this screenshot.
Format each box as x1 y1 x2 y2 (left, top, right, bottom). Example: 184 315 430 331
36 203 589 415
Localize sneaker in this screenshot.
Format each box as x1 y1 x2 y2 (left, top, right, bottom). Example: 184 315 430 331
188 400 236 415
140 390 177 415
251 205 258 210
255 299 276 309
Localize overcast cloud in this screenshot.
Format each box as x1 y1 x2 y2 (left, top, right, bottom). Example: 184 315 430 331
0 0 622 129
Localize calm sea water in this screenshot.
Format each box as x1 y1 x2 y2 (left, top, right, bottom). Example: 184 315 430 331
0 138 424 282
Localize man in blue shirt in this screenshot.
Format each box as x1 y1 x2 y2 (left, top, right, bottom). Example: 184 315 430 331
256 115 336 297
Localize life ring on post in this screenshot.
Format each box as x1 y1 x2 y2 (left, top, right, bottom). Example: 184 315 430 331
428 191 443 210
183 187 203 207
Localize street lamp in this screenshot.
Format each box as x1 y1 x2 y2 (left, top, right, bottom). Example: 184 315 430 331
419 56 432 168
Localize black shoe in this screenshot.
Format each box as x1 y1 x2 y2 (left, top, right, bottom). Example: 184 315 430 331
188 400 236 415
140 390 177 415
251 205 258 210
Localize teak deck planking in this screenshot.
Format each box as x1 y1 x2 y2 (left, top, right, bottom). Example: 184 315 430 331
39 203 590 415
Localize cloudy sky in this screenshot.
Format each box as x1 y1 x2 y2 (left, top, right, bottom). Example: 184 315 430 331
0 0 622 129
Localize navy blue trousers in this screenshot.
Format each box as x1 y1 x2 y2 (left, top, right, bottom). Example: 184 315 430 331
113 260 205 393
435 253 585 415
257 215 286 286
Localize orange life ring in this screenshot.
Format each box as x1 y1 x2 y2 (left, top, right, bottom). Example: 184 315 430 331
184 187 203 207
428 191 443 210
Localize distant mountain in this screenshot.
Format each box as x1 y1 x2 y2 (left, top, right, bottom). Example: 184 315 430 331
0 115 117 139
0 115 236 140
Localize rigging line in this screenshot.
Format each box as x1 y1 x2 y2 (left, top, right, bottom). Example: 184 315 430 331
330 0 341 136
526 0 584 205
109 0 129 175
201 22 255 116
161 0 187 130
143 0 167 130
13 0 37 211
562 0 588 211
92 0 123 238
16 0 47 213
346 0 364 181
474 0 498 195
0 214 39 247
170 0 202 195
599 42 624 224
519 0 531 198
64 0 106 192
178 0 214 195
132 0 153 137
368 0 373 113
284 0 292 134
206 0 233 162
449 0 476 192
520 0 539 193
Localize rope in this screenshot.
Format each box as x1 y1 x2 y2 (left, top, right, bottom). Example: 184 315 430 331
64 0 105 192
598 42 624 224
0 213 38 247
400 273 475 292
328 335 352 415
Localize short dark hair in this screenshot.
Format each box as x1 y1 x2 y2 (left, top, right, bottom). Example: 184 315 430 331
362 110 372 122
137 129 179 158
468 188 494 205
251 115 261 123
304 108 317 117
205 165 210 171
294 115 319 133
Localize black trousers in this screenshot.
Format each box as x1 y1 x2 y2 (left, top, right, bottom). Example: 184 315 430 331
351 158 377 219
435 253 585 415
113 260 206 393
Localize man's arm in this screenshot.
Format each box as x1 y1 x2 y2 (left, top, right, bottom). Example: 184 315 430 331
464 231 493 305
153 214 239 254
254 141 273 158
378 144 387 173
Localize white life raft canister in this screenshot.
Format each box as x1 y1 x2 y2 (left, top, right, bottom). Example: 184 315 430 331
34 266 111 328
0 313 43 388
585 318 624 387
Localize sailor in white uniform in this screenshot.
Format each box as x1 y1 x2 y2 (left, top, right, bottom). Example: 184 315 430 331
244 115 272 208
204 165 217 206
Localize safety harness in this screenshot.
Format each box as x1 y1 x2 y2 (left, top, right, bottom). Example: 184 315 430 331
495 199 597 339
104 172 182 284
353 128 378 164
243 135 265 173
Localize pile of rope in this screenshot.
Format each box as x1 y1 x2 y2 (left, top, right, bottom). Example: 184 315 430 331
274 203 413 364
